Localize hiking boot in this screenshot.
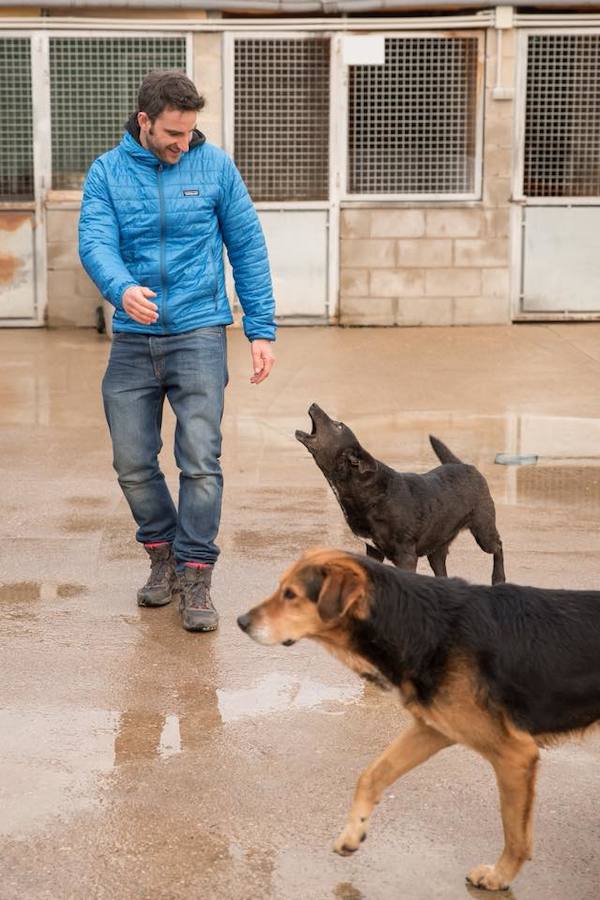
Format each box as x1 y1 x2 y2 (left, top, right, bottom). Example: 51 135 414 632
137 543 177 607
178 565 219 632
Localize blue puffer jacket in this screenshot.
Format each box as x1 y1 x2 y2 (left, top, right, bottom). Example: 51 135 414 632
79 120 276 340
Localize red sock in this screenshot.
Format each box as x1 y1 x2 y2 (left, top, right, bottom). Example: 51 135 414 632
184 562 211 569
145 541 170 549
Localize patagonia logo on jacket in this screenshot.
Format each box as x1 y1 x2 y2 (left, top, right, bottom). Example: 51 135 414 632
183 189 200 197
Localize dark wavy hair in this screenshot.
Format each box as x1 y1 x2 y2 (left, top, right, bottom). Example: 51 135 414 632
137 70 205 121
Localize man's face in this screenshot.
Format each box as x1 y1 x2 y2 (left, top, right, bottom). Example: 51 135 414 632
138 106 197 164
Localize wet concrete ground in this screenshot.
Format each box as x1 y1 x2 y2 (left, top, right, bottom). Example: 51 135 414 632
1 324 599 900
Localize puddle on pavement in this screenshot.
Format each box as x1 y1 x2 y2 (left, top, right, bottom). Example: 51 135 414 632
0 581 86 603
229 412 600 514
217 671 362 723
0 705 118 839
0 582 87 628
0 701 216 838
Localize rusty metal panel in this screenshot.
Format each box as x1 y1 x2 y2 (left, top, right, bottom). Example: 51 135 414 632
0 213 36 320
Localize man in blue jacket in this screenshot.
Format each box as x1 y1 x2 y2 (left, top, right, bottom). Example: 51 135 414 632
79 70 276 632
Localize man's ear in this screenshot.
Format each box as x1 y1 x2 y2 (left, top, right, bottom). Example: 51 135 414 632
138 111 150 132
317 564 368 622
346 449 377 476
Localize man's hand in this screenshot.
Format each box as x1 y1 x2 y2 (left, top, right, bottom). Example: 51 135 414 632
250 339 275 385
122 285 158 324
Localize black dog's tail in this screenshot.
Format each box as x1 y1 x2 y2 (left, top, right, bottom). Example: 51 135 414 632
429 435 463 465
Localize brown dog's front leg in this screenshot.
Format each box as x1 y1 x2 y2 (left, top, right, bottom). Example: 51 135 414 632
467 737 539 890
333 721 454 856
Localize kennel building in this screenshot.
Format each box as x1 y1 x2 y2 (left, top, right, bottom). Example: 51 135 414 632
1 1 600 329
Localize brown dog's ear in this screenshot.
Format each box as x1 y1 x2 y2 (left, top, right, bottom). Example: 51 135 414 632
317 564 368 622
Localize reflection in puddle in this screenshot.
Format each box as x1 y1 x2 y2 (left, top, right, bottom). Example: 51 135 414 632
515 465 600 509
158 713 182 759
217 672 362 723
0 706 118 838
229 411 600 515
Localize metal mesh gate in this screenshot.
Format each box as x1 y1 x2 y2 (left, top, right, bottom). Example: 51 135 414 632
524 34 600 197
0 39 34 201
49 37 187 190
348 36 479 195
234 38 330 202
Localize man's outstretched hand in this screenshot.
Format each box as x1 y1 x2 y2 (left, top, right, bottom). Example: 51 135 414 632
122 285 158 325
250 340 275 384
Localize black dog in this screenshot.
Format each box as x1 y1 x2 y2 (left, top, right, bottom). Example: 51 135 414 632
238 548 600 889
295 403 505 584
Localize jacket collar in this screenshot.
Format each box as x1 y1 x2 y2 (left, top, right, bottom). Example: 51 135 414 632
121 113 206 167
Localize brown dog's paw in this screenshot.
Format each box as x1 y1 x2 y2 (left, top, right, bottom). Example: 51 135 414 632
333 825 367 857
466 864 510 891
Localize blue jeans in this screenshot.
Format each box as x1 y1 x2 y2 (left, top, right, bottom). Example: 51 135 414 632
102 326 228 566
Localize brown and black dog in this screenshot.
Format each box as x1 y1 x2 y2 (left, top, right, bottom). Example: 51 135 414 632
238 549 600 891
296 404 505 583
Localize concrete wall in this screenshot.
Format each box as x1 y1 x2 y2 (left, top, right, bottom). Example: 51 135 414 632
339 27 514 326
46 204 100 328
193 31 223 148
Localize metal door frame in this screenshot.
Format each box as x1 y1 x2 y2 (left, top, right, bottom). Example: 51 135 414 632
223 30 340 322
0 31 48 327
512 26 600 321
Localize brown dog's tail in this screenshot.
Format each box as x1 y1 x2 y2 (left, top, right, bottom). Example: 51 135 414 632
429 435 463 465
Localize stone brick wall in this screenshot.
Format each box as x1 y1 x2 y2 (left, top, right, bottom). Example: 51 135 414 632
339 26 514 326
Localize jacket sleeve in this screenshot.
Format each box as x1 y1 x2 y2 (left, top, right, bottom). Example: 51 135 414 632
217 155 276 342
78 159 137 309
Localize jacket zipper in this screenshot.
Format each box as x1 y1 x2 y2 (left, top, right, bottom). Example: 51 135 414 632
157 164 168 332
208 250 219 308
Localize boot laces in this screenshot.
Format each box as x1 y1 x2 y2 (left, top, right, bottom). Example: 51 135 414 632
183 574 214 611
146 555 172 588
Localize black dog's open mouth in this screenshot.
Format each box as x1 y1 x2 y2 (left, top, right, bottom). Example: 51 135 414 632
295 405 317 446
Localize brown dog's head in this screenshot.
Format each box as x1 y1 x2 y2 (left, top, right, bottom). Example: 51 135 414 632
237 549 370 648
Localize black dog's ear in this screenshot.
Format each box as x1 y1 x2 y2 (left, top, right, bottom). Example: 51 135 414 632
345 449 377 476
317 564 368 622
